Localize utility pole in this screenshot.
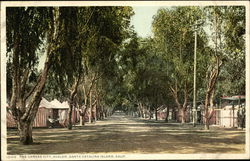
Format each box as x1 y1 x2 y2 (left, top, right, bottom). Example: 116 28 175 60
193 22 197 127
192 20 203 127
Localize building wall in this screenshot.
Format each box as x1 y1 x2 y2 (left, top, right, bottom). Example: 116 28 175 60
202 108 240 128
6 107 80 128
7 107 50 128
219 108 239 127
7 110 16 127
33 107 50 127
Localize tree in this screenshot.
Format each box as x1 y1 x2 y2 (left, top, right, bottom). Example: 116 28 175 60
45 7 86 130
113 35 171 121
216 6 245 97
152 7 207 123
44 6 134 126
203 6 245 130
7 7 61 144
79 6 134 124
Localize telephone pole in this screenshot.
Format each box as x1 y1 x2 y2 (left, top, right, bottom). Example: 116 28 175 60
193 23 197 127
192 20 203 127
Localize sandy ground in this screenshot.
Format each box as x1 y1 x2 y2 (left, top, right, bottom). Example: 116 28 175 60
7 112 245 154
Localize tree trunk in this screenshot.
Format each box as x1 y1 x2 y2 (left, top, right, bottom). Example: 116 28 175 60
178 81 189 124
67 75 80 130
172 108 176 121
104 109 107 118
210 89 215 108
204 89 211 130
170 84 182 123
80 106 87 126
79 115 83 126
176 104 182 123
88 90 92 123
204 108 210 130
100 106 104 120
80 105 88 125
12 50 52 144
67 104 73 130
16 98 41 145
88 108 92 123
96 105 99 120
17 120 33 145
139 103 144 118
165 107 170 123
95 92 101 120
204 10 222 130
205 122 209 130
67 99 74 130
155 107 158 121
204 63 221 130
94 104 97 122
9 7 60 145
181 108 186 124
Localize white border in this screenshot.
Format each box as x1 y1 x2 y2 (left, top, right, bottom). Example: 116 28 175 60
245 0 250 158
1 3 7 161
1 1 249 7
1 1 250 160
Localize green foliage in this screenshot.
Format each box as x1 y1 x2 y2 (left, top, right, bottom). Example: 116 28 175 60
204 6 245 98
44 7 134 101
150 6 245 106
152 7 207 105
7 6 245 116
6 7 52 101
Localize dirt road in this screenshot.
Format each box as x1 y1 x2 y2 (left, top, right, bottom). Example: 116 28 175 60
7 112 245 154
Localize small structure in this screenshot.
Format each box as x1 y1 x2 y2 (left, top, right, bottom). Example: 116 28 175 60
193 96 246 128
7 98 80 128
45 99 70 127
6 98 53 128
219 95 245 128
6 107 17 128
50 99 80 126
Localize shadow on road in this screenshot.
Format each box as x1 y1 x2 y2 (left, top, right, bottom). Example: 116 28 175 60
7 112 245 154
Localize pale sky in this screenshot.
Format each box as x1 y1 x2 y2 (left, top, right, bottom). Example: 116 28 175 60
131 6 163 38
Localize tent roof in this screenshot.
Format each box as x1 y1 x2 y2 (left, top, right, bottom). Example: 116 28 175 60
39 98 57 109
50 99 69 109
6 98 69 110
39 98 69 109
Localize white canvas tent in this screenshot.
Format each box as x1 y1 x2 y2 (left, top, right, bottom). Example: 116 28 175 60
39 98 70 123
39 97 57 109
50 99 69 109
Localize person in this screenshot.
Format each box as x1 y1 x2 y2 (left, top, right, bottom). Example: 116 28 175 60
48 116 55 128
241 107 245 129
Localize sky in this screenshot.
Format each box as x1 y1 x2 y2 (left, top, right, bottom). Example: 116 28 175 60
131 6 163 38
